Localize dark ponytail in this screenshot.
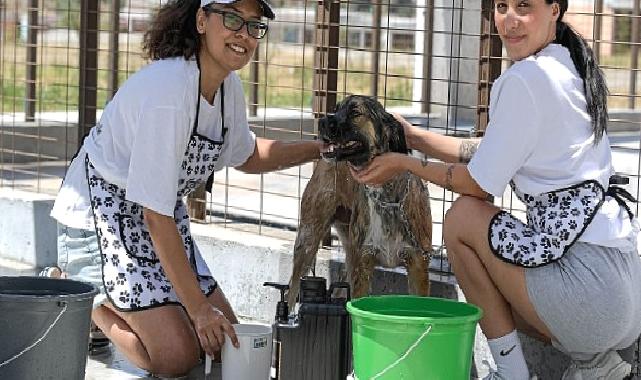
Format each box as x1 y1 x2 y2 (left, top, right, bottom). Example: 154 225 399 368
549 0 609 142
142 0 201 60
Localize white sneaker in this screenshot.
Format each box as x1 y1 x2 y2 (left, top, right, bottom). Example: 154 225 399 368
477 359 536 380
478 360 508 380
480 372 537 380
482 370 507 380
561 350 631 380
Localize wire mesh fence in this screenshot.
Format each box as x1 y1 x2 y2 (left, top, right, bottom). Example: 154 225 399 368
0 0 149 195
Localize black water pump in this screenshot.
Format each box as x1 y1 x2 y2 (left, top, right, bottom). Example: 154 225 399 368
264 277 352 380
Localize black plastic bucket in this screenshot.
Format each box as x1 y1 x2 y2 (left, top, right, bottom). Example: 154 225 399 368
0 276 98 380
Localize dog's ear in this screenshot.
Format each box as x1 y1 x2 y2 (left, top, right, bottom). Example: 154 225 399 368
367 98 408 154
334 95 355 114
384 111 408 154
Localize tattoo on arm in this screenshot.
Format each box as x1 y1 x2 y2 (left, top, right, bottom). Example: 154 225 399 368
445 164 454 191
458 139 480 163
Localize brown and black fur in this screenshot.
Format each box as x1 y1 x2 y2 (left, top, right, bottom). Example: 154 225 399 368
288 95 432 305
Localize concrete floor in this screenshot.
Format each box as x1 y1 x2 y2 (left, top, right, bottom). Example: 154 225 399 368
85 348 220 380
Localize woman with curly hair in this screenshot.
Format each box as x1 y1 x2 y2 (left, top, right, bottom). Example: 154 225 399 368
47 0 322 376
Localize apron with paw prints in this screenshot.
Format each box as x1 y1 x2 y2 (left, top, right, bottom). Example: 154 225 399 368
85 80 227 311
488 179 636 268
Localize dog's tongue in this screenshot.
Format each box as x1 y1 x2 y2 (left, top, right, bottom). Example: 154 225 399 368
321 144 337 159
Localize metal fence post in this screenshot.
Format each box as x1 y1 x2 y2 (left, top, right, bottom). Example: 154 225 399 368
476 0 502 133
108 0 120 101
0 0 4 57
78 0 99 144
371 0 381 97
629 0 640 109
187 185 207 222
313 0 339 117
421 0 434 115
313 0 339 247
593 0 603 62
25 0 38 122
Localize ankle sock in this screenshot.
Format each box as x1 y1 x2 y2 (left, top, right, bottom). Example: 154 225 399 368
487 330 529 380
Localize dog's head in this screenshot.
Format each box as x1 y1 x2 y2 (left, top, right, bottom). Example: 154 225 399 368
318 95 408 169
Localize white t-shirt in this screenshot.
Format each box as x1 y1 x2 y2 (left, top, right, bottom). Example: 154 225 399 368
468 43 635 248
51 57 256 229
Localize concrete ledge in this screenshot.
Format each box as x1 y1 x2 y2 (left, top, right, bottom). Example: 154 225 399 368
191 222 332 323
0 189 57 267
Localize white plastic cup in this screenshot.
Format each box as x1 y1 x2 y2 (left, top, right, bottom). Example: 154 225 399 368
221 323 272 380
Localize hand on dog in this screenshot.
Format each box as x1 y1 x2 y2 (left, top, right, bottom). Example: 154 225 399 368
391 113 417 149
349 152 409 186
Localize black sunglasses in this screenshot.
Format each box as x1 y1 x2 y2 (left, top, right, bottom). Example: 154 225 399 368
204 7 269 39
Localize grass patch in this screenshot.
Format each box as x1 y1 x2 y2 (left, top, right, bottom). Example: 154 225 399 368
2 38 418 113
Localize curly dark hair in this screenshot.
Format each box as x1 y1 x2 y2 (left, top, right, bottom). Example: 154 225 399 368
142 0 202 60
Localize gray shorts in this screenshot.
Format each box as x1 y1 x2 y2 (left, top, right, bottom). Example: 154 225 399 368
57 224 107 309
526 240 641 360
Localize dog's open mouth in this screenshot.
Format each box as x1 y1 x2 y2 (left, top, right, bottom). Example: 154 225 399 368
321 140 365 161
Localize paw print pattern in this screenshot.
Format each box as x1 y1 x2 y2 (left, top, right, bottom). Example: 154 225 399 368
489 180 605 267
118 214 159 264
83 117 224 311
118 290 130 304
176 135 223 197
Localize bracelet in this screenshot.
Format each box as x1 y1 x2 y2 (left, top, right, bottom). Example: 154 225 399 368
445 164 454 191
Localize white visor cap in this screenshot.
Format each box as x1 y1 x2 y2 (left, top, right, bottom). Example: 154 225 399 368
201 0 275 20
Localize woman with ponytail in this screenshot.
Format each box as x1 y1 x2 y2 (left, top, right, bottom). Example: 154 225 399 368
350 0 641 378
47 0 323 376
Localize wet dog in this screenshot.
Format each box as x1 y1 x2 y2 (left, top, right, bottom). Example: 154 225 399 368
288 95 432 305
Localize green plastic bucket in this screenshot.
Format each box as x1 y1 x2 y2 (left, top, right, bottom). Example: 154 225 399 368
347 296 482 380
